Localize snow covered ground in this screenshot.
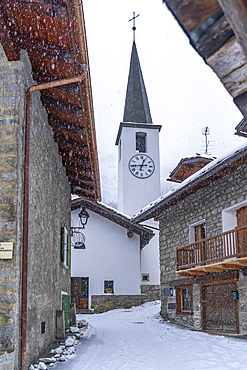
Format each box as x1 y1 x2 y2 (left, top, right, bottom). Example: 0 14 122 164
53 301 247 370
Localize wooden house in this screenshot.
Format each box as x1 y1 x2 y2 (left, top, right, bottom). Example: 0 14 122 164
0 1 100 369
163 0 247 136
133 142 247 334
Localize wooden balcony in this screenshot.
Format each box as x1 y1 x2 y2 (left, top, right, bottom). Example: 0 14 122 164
176 225 247 276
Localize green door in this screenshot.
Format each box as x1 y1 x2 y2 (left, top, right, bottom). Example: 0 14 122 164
62 294 70 329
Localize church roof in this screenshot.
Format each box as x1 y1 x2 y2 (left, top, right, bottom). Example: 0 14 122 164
123 41 152 124
71 198 154 248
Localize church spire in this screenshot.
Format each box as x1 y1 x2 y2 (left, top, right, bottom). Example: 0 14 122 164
123 41 153 124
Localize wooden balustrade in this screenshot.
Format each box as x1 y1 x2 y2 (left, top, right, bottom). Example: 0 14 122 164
176 225 247 270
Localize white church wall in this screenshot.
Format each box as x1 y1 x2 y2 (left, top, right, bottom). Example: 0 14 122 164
71 208 141 307
140 220 160 286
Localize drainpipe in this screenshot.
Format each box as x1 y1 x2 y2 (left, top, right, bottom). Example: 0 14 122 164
21 70 88 370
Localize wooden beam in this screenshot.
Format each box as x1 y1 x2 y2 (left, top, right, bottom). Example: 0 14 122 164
65 166 92 179
70 186 95 198
52 127 86 144
44 88 81 107
53 134 87 151
41 95 82 114
0 3 20 61
176 272 193 277
221 263 241 270
62 157 91 169
218 0 247 58
67 174 93 187
48 116 85 134
58 142 89 157
46 107 83 126
202 267 224 273
189 270 208 276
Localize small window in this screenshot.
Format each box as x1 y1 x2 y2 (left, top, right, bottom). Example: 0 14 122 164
176 286 193 314
142 273 149 281
194 223 206 241
61 225 71 268
189 220 206 243
104 280 114 294
136 132 146 153
181 288 192 312
41 321 45 334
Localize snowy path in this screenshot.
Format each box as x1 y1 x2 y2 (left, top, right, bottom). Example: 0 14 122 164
53 302 247 370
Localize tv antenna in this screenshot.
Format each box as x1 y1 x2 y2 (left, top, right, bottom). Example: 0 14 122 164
202 126 210 154
129 12 140 41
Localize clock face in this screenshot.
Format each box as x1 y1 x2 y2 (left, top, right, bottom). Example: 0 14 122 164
128 154 155 179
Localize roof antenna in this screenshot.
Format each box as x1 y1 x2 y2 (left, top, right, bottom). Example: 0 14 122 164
202 126 210 154
129 11 140 42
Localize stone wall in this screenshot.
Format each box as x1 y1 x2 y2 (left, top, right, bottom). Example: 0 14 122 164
0 45 71 369
0 43 24 370
91 295 144 313
159 162 247 332
141 285 161 302
0 351 15 370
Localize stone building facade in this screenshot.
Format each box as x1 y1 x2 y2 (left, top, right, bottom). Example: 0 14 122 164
133 143 247 335
0 46 71 368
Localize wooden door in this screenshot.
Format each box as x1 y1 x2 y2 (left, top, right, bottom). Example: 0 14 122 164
202 282 238 333
237 206 247 254
237 206 247 227
80 277 89 309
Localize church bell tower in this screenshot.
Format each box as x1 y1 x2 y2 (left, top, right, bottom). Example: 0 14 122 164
115 37 161 216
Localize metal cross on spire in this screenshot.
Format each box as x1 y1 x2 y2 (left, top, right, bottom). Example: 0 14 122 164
129 11 140 41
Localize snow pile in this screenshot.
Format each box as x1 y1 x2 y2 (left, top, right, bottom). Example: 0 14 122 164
28 320 88 369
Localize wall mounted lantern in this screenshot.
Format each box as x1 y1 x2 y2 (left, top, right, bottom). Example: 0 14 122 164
78 206 90 229
70 206 90 238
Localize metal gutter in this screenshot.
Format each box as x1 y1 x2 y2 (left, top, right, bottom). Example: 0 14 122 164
21 72 88 370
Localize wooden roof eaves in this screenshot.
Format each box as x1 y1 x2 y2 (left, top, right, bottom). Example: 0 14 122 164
66 0 101 201
133 146 247 223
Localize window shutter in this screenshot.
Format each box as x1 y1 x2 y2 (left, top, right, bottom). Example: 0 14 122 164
64 227 67 265
67 233 71 268
61 225 64 262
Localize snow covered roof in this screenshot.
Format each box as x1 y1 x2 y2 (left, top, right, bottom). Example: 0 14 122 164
132 141 247 223
71 198 154 248
167 154 215 183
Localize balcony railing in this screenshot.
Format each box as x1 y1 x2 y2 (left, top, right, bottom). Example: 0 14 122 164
176 225 247 271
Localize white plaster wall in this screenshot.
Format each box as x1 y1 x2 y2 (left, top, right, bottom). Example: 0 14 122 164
140 219 160 285
118 125 161 216
71 209 141 306
222 199 247 231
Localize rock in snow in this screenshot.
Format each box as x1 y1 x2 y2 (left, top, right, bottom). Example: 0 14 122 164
65 336 76 347
37 362 47 370
29 324 84 369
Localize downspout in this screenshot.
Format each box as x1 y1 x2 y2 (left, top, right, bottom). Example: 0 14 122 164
21 71 88 370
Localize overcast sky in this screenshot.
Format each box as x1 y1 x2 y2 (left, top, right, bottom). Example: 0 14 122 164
83 0 246 206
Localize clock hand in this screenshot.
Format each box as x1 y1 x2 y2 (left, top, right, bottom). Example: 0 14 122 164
139 158 147 171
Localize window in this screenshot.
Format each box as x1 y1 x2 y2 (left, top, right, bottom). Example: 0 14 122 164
136 132 146 153
194 223 206 241
176 286 193 314
104 280 114 294
181 288 192 312
61 225 71 268
189 220 206 243
142 273 149 281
